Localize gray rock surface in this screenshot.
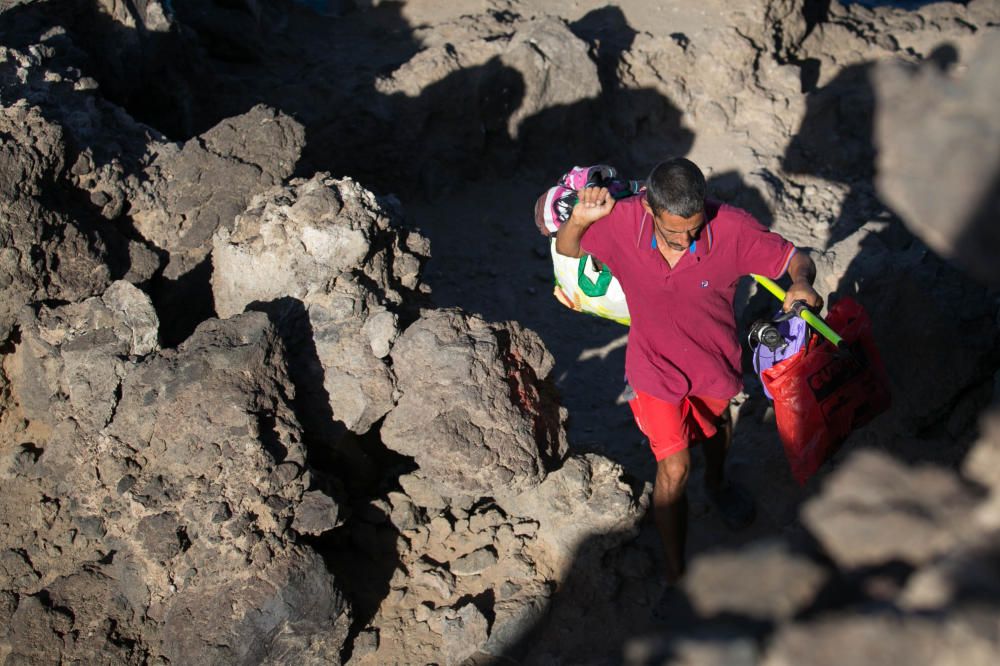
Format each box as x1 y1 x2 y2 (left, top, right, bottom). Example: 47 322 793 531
293 489 344 536
498 453 648 576
436 602 489 666
382 307 567 498
7 280 159 433
132 104 305 280
481 584 550 657
802 450 979 568
0 15 170 288
874 33 1000 287
397 472 449 511
354 15 602 191
0 102 112 342
683 540 829 621
3 1 1000 664
763 612 1000 666
213 174 429 439
160 546 350 665
0 311 351 663
450 546 498 576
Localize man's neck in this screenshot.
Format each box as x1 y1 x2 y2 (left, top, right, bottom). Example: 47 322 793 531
659 244 686 269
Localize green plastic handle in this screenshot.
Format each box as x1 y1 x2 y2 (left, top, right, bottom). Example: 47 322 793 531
577 255 613 296
750 274 844 348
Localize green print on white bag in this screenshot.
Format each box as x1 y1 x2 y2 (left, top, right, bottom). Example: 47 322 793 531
550 239 631 326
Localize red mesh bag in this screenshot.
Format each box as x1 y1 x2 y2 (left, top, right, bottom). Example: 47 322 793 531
761 297 891 485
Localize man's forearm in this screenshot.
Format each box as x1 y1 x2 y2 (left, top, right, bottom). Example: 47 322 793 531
554 217 589 258
788 249 816 285
783 249 823 310
555 186 614 257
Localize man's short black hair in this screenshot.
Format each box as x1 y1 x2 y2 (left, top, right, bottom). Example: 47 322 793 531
645 158 706 218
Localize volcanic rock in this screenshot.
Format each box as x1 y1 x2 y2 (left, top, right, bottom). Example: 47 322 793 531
683 540 829 621
131 104 305 281
450 546 498 577
0 309 351 662
802 449 979 568
382 307 567 498
874 32 1000 288
0 102 112 342
292 489 344 536
498 453 647 576
213 173 428 440
434 602 489 666
7 280 159 433
763 611 1000 666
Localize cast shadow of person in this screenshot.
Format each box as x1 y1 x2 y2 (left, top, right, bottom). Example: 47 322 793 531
783 61 884 250
366 7 701 487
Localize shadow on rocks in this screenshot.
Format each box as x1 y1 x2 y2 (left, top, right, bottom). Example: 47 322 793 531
783 61 885 250
246 296 342 445
245 293 425 659
566 5 688 174
783 53 999 468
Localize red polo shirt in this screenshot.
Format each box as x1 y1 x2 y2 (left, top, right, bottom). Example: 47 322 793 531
580 196 796 404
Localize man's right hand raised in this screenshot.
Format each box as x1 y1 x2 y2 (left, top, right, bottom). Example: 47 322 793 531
555 186 615 258
570 186 615 227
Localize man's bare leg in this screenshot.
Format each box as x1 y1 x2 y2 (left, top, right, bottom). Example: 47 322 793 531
700 407 756 529
653 448 691 583
701 408 732 493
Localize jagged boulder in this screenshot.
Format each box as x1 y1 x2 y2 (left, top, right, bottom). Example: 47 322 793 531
353 454 646 665
0 19 165 291
498 454 647 576
0 98 65 200
382 308 567 499
160 545 350 665
873 32 1000 288
212 174 422 311
107 312 350 662
131 104 305 280
0 101 112 342
801 450 980 568
212 174 429 440
0 25 300 340
0 310 351 663
7 280 159 433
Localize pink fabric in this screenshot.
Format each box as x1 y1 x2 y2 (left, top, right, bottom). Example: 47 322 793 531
580 197 795 404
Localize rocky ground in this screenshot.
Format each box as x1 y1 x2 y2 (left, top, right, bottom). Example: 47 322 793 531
0 0 998 664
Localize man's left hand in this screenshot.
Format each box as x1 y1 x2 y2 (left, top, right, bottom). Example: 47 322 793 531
783 280 823 312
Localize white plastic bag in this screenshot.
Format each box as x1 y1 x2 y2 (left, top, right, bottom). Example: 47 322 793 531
550 238 630 326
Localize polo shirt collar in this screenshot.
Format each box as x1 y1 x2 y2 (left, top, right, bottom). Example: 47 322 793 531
646 216 714 256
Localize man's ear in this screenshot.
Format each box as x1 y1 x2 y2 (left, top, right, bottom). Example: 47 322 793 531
641 198 653 216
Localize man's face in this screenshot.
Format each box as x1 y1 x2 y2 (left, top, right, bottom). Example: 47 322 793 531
644 201 706 252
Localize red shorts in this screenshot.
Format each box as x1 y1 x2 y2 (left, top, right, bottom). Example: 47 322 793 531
628 387 731 461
